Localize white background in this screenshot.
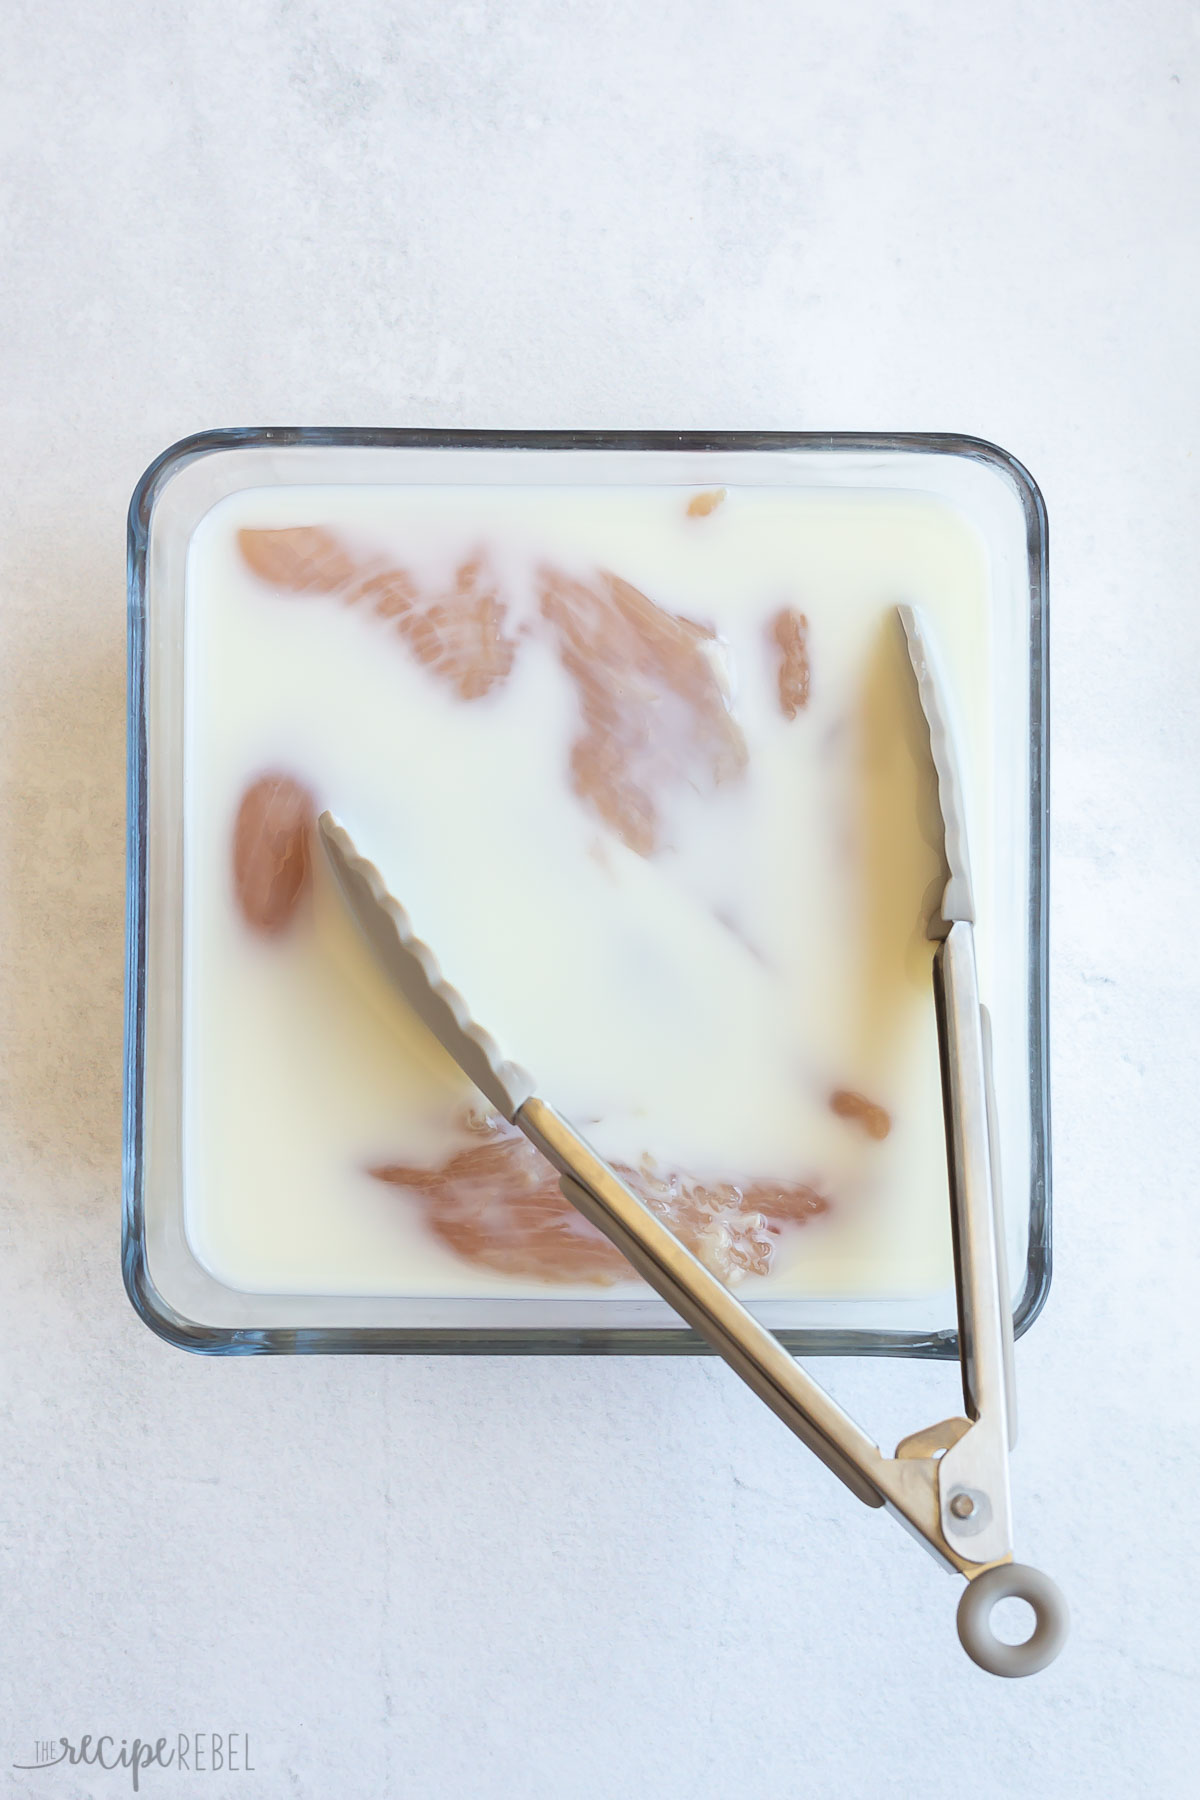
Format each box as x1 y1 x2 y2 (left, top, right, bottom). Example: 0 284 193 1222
1 2 1197 1795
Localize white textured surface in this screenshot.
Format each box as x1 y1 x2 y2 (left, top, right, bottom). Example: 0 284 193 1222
1 1 1198 1794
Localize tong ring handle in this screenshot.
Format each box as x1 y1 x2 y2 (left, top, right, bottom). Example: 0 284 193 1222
956 1563 1069 1676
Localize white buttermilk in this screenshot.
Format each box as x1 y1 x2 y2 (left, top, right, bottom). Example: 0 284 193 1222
184 484 1000 1300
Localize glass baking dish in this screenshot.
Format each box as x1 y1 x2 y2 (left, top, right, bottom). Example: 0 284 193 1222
123 428 1049 1357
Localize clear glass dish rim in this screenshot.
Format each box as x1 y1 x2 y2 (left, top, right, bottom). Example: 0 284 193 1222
123 426 1051 1359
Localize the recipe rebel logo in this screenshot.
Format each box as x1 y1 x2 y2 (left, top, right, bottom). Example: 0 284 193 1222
13 1733 255 1790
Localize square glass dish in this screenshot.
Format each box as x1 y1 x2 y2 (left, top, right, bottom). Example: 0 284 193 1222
124 429 1049 1356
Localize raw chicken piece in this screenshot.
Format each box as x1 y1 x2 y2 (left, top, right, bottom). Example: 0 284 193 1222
372 1114 627 1284
232 773 316 935
830 1087 892 1141
237 526 358 593
625 1162 827 1282
236 529 517 701
538 566 747 856
771 606 811 718
371 1111 827 1287
398 553 515 701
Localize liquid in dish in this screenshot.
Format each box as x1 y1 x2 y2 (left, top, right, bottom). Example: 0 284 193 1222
184 482 993 1300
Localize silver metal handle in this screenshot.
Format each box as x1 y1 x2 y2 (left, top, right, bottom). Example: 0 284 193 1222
930 922 1014 1566
980 1003 1018 1449
935 925 1009 1424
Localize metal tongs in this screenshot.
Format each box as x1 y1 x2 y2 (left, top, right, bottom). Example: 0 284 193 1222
318 604 1067 1677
